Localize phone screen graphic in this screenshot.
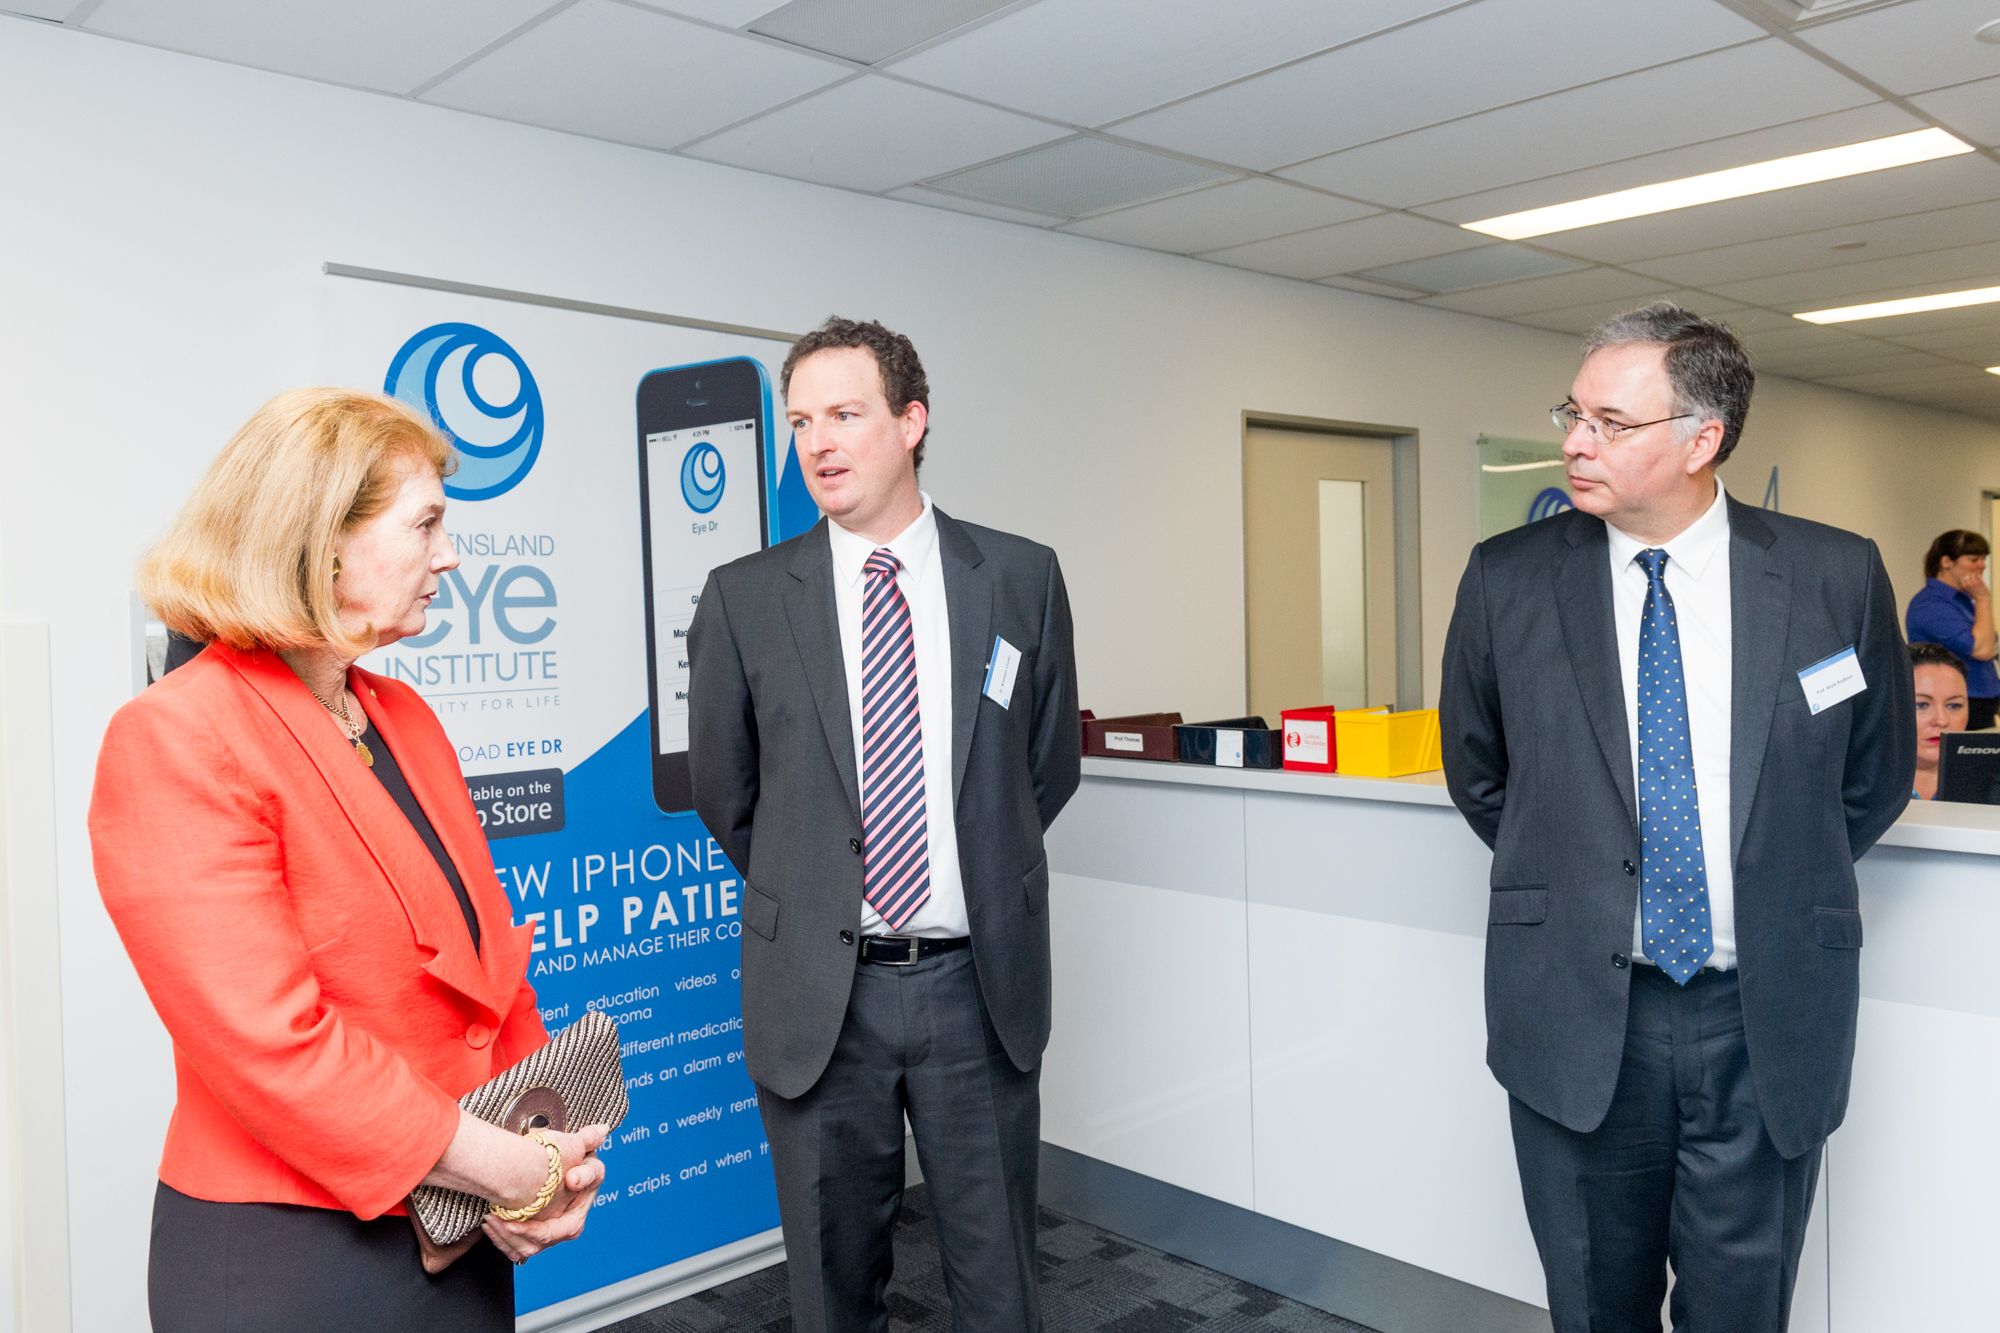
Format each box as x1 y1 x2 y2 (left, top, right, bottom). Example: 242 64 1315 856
637 359 770 814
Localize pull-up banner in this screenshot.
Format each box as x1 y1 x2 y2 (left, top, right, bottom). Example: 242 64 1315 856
322 281 816 1316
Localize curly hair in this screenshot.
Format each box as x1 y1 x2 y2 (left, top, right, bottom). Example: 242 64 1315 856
781 316 931 470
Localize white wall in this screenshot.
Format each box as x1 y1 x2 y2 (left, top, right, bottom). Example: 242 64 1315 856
4 16 2000 1332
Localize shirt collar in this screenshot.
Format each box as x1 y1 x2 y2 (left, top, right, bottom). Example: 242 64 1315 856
1606 483 1730 582
828 493 937 588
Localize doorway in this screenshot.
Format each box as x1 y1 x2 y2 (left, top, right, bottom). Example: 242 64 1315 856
1243 417 1421 720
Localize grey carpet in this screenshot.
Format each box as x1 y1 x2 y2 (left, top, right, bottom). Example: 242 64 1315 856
606 1185 1380 1333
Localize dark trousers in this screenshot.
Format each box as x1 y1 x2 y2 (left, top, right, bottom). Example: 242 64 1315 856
149 1182 513 1333
1510 966 1821 1333
758 947 1042 1333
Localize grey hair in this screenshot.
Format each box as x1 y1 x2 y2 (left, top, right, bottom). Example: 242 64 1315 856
1582 303 1756 465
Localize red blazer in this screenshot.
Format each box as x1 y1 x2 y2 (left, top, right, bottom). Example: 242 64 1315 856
90 644 546 1219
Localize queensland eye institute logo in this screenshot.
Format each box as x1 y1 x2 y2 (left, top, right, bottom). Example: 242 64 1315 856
680 441 725 514
386 323 543 501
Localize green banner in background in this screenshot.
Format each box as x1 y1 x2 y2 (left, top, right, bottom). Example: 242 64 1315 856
1477 434 1572 541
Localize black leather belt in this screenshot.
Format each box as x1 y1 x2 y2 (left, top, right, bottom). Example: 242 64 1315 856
859 934 970 966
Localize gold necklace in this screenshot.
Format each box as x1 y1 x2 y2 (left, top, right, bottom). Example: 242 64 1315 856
306 680 373 767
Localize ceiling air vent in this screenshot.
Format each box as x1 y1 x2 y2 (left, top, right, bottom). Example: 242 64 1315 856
925 137 1235 220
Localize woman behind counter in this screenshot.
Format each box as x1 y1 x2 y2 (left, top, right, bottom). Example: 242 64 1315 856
1907 529 1998 730
91 388 606 1332
1912 641 1970 801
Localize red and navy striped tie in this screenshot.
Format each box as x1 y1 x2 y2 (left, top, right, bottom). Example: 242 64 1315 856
860 549 930 929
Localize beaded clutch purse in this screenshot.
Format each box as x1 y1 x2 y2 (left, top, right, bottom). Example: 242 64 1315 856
410 1010 630 1248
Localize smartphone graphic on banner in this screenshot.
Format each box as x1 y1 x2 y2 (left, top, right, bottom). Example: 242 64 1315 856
637 358 771 815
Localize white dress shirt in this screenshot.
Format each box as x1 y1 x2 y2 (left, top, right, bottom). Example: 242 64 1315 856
827 494 969 938
1606 485 1735 971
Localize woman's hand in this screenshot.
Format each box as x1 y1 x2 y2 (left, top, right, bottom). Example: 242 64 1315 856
482 1124 608 1264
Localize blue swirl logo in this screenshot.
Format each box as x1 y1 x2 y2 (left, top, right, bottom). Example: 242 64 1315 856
1528 486 1575 523
681 442 725 513
384 323 542 501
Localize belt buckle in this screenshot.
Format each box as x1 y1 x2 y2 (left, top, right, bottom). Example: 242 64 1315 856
870 934 921 966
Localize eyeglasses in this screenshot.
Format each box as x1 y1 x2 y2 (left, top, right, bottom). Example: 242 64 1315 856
1550 402 1693 442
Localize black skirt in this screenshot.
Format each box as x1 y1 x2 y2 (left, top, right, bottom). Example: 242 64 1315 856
149 1182 513 1333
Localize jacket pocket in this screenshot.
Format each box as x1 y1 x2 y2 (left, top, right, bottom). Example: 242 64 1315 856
1489 887 1548 926
743 883 780 941
1813 906 1863 950
1023 855 1050 917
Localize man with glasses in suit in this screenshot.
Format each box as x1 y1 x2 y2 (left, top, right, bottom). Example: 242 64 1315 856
1442 304 1913 1331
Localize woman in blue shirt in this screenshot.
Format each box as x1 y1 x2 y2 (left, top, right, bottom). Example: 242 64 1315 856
1907 529 1997 730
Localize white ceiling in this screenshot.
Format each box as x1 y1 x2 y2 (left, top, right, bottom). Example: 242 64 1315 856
14 0 2000 422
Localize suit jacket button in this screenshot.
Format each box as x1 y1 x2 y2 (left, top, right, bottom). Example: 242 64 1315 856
466 1023 493 1048
840 930 855 946
849 838 862 854
1612 954 1629 969
1623 860 1636 876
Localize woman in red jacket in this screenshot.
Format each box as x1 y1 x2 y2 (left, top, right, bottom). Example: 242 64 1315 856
91 388 606 1332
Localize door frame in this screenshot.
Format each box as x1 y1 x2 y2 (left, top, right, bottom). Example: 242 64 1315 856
1241 412 1424 713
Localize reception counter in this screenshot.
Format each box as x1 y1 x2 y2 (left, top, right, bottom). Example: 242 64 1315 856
1038 758 2000 1333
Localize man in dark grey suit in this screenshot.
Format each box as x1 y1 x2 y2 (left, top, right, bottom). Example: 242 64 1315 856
688 317 1080 1333
1441 305 1913 1332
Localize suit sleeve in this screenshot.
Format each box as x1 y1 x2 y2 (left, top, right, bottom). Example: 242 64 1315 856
1441 543 1509 851
1845 539 1915 858
89 704 463 1219
1029 550 1082 830
688 570 759 875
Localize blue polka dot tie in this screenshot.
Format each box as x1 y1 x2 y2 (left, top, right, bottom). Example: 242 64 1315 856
1636 549 1713 985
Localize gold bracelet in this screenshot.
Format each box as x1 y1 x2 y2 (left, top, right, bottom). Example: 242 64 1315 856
489 1128 563 1222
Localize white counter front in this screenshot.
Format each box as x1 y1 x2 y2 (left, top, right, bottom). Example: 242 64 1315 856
1040 757 2000 1332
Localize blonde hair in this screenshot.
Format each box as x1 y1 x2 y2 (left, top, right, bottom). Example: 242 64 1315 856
138 387 456 656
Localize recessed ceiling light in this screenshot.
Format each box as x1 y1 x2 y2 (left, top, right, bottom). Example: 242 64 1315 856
1795 285 2000 324
1976 17 2000 43
1989 366 2000 376
1462 128 1973 240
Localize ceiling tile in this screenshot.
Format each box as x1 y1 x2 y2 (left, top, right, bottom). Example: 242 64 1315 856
1414 102 1922 225
82 0 560 93
5 1 82 17
1201 212 1490 280
1510 291 1747 335
1812 364 1999 392
1706 237 2000 307
925 137 1235 219
1417 267 1669 319
1718 306 1823 332
683 75 1068 192
1757 347 1952 380
1626 199 2000 289
884 185 1066 227
1279 41 1876 208
1912 76 2000 146
1882 325 2000 359
1794 0 2000 95
747 0 1013 64
635 0 787 24
1735 323 1870 357
1360 244 1585 293
422 1 847 149
1106 0 1762 171
885 0 1460 129
1317 274 1430 299
1060 178 1375 254
1512 153 2000 265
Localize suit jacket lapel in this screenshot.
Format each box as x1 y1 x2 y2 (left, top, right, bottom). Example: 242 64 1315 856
1554 514 1638 827
783 521 862 824
1727 498 1788 868
936 508 992 804
356 677 525 1003
214 646 501 1019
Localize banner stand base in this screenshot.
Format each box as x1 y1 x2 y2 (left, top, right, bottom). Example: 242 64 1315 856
518 1228 786 1333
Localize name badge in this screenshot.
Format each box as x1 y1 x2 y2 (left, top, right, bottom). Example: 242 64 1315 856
1798 645 1867 714
983 636 1021 709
